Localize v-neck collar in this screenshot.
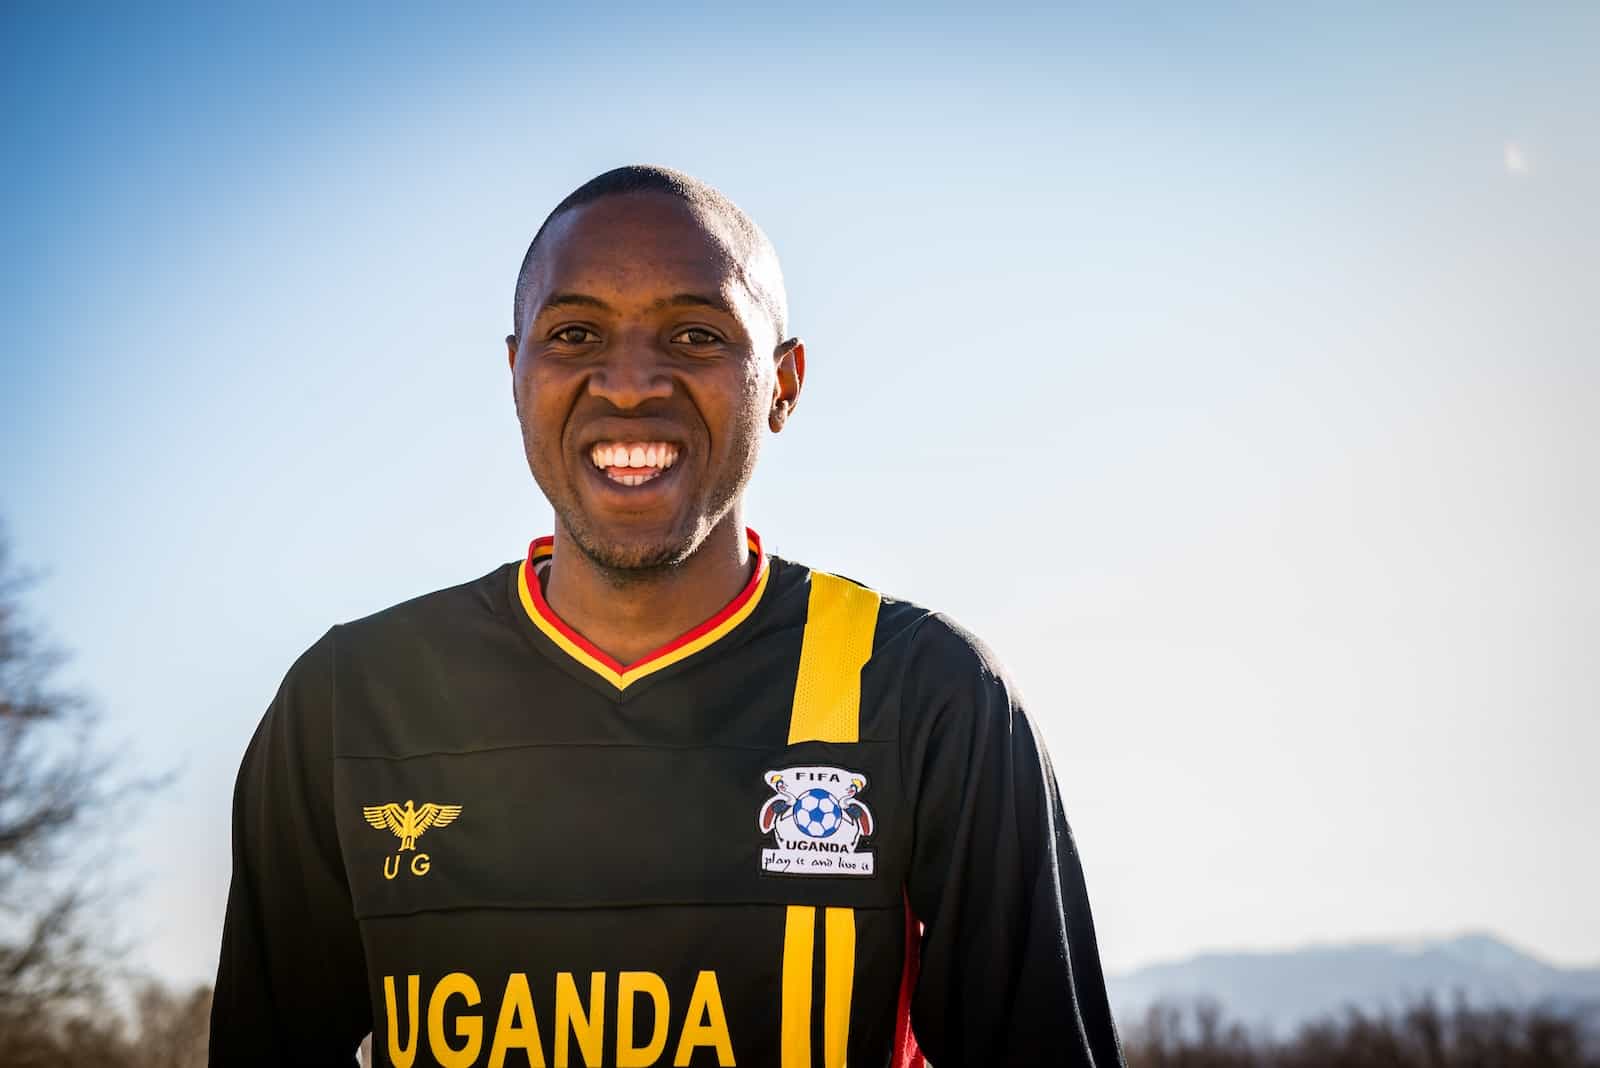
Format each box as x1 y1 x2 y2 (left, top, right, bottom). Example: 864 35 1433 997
515 528 770 691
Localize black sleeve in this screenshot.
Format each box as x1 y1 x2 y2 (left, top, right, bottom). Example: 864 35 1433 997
901 615 1125 1067
210 627 371 1066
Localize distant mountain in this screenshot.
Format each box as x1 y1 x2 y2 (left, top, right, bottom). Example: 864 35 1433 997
1108 932 1600 1036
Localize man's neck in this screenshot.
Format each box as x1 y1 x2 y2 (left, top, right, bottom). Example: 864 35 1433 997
542 515 753 667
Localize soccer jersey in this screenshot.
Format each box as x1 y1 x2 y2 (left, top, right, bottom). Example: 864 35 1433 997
210 530 1125 1068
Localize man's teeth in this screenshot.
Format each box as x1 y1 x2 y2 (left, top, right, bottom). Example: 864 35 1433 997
589 442 680 484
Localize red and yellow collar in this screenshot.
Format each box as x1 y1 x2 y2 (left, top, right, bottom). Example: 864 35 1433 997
517 529 770 690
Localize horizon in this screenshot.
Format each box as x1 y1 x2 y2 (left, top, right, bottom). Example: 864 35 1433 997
1113 928 1599 973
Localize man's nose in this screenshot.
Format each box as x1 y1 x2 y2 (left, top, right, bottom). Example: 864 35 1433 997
586 333 673 409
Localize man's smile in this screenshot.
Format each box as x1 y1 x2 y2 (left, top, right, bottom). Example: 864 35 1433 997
587 440 682 487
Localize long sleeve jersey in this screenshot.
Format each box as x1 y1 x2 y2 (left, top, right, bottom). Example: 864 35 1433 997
210 530 1125 1067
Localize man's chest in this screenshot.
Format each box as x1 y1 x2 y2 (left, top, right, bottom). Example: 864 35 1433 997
333 736 908 916
328 667 914 1067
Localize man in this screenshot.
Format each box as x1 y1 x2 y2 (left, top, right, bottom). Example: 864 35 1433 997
211 165 1125 1068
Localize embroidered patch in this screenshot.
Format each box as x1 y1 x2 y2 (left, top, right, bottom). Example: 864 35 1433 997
758 765 875 877
362 799 463 881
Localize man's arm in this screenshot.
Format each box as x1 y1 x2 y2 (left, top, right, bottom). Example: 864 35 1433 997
902 615 1125 1067
210 627 370 1066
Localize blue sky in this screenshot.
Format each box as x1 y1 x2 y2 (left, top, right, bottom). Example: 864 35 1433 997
2 5 1596 986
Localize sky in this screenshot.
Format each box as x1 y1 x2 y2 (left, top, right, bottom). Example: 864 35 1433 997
1 5 1596 987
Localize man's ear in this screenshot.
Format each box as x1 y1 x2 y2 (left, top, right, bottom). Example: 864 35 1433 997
506 334 519 371
770 338 805 432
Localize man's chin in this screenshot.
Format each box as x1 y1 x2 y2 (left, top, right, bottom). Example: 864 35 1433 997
563 519 701 575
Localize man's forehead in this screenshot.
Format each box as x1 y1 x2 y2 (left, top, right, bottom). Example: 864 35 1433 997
532 195 743 287
523 193 776 328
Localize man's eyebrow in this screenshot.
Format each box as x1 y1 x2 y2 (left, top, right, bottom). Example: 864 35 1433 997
534 291 737 318
535 292 612 315
654 293 734 314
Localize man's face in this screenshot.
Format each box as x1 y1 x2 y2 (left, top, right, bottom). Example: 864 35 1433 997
507 193 800 572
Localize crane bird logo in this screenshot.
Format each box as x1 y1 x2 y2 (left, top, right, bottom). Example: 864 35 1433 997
363 800 463 852
758 765 876 877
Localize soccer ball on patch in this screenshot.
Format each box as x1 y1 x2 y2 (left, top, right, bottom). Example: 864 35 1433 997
793 788 842 838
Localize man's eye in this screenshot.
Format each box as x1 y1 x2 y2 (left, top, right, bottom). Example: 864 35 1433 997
551 326 596 345
673 328 722 345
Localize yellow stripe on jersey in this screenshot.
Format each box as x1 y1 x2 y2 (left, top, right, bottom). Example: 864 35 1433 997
787 572 881 745
824 907 857 1067
781 570 880 1066
781 905 816 1068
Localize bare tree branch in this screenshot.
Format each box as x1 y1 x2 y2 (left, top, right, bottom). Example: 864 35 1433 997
0 521 168 1047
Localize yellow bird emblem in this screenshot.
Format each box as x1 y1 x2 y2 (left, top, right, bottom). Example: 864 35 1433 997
362 800 463 851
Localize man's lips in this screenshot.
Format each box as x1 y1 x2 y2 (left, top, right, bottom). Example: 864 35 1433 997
586 440 681 488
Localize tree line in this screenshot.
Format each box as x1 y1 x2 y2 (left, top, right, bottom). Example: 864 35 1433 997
1123 996 1599 1068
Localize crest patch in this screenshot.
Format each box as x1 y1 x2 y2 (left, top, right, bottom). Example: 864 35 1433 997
758 765 875 877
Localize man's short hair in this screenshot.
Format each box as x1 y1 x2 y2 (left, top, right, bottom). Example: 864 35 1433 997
511 165 788 342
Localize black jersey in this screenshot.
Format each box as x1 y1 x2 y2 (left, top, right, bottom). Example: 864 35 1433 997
210 530 1125 1068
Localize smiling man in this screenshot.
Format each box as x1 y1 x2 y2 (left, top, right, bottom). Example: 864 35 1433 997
211 166 1125 1068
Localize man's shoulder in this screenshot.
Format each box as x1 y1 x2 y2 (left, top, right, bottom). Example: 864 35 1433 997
772 554 1004 686
328 559 520 658
269 561 517 690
